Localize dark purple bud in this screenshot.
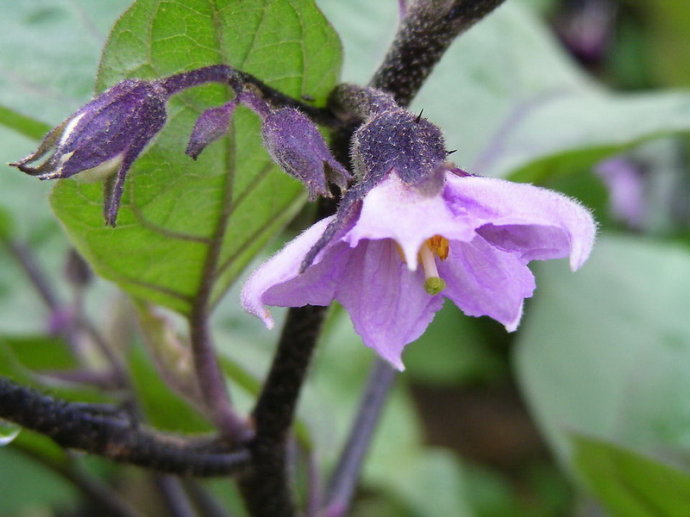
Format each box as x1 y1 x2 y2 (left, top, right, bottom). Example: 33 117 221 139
185 100 239 159
350 108 447 189
10 79 169 226
261 108 351 199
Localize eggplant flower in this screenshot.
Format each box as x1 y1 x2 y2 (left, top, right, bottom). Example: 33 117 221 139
11 79 168 226
242 169 596 369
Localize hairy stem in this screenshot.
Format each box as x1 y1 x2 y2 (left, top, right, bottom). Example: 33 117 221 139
239 304 328 517
323 359 397 517
0 376 250 476
158 64 339 127
371 0 507 106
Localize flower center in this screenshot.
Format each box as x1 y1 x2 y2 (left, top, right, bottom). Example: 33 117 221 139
420 235 449 295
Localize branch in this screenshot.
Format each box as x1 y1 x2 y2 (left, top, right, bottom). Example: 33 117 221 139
371 0 507 106
323 359 397 517
159 65 340 127
238 304 328 517
0 376 250 477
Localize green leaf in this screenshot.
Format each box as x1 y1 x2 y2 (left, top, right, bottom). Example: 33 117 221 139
0 335 78 372
373 449 475 517
0 2 128 334
515 235 690 464
51 0 342 315
0 104 51 140
405 303 506 386
0 335 112 404
0 446 77 515
0 0 130 121
0 205 15 239
572 434 690 517
128 344 213 433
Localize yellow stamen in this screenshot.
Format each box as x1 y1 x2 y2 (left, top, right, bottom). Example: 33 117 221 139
427 235 449 260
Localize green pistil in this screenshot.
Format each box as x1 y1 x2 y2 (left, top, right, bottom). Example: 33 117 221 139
424 277 446 295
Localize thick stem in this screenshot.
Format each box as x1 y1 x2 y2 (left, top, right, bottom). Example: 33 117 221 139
238 304 328 517
371 0 507 106
237 1 506 513
0 376 250 476
322 359 397 517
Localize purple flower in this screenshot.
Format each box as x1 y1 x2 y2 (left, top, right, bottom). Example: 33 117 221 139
242 169 595 369
11 79 169 226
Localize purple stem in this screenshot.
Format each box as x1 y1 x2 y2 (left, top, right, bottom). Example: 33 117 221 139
158 65 338 126
155 475 197 517
322 358 397 517
4 239 60 310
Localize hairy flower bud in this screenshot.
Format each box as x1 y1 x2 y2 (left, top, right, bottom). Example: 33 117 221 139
351 108 447 189
261 108 350 199
11 79 169 226
185 100 238 160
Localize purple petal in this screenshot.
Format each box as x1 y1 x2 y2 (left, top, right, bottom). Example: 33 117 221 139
439 236 536 331
336 239 444 370
241 216 343 328
345 173 476 270
444 175 596 270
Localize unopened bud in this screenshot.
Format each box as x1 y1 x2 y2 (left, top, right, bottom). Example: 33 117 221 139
262 108 351 199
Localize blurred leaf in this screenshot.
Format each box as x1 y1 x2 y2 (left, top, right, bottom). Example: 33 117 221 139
0 1 127 333
373 448 475 517
0 445 77 515
128 344 213 433
321 0 690 186
0 335 78 372
491 92 690 182
572 434 690 517
0 0 130 121
641 0 690 87
515 235 690 464
51 0 342 315
0 335 111 404
405 303 505 385
0 104 51 140
0 206 14 239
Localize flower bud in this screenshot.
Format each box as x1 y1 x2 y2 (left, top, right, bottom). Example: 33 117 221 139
351 108 447 189
261 108 350 199
11 79 169 226
185 100 238 160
